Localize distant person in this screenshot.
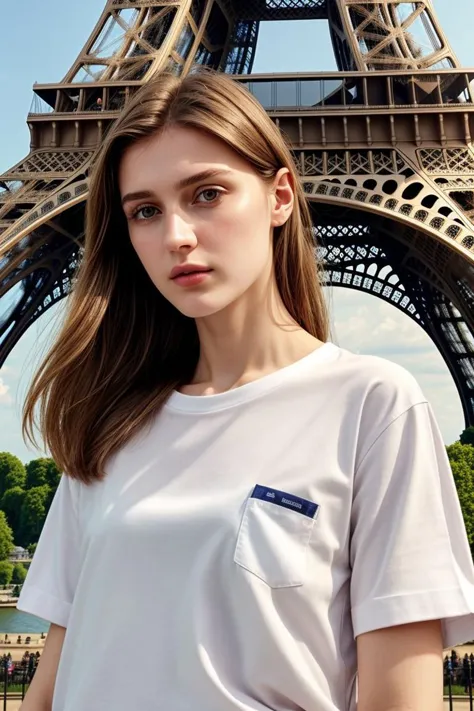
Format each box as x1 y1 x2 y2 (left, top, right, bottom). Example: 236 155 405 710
16 69 474 711
27 653 35 682
463 653 471 693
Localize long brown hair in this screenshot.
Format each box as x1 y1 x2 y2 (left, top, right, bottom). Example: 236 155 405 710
22 68 330 485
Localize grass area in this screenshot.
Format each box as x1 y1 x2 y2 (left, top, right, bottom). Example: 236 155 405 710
0 683 30 693
444 684 471 696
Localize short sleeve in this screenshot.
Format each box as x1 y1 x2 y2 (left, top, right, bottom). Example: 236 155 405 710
16 474 83 628
350 401 474 648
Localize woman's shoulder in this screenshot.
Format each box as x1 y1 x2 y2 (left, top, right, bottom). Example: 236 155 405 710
328 343 427 420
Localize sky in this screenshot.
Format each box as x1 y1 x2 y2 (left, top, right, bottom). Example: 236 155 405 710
0 1 473 463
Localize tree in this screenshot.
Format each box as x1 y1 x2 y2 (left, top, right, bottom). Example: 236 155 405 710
0 562 13 586
0 512 15 562
460 427 474 447
44 484 56 514
447 443 474 546
0 453 26 500
17 486 50 548
11 563 27 585
45 459 61 489
25 459 61 501
25 459 50 489
1 487 26 542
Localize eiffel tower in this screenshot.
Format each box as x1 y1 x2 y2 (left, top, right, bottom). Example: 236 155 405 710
1 1 474 425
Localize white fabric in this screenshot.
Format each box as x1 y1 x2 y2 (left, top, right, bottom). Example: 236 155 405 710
17 342 474 711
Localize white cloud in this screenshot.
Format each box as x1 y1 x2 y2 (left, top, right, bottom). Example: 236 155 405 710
0 378 13 406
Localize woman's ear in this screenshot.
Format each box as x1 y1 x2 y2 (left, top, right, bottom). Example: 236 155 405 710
270 168 295 228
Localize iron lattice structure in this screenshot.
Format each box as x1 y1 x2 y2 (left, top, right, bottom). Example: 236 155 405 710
0 0 474 425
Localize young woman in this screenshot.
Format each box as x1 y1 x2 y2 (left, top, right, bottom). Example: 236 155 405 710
17 69 474 711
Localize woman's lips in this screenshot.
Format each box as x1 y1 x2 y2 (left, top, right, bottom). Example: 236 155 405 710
172 270 213 287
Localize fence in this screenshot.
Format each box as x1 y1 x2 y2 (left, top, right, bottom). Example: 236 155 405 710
445 652 474 710
0 655 39 708
0 653 467 709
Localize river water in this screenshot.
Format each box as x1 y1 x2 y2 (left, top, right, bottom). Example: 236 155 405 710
0 608 49 634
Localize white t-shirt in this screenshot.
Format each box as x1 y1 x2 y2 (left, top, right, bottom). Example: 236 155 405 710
17 342 474 711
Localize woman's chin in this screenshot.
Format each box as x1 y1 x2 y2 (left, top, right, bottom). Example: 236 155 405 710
174 298 230 320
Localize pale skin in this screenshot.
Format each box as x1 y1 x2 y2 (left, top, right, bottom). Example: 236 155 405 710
119 124 321 393
119 125 445 710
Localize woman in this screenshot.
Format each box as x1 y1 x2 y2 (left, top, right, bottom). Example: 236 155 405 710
17 69 474 711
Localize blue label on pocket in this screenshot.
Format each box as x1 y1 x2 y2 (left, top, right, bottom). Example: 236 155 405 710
251 485 319 519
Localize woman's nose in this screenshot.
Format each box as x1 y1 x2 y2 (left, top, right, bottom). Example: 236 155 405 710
164 213 197 251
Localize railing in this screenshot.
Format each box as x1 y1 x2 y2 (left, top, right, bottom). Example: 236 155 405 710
240 70 474 111
445 652 474 711
0 650 467 709
29 95 54 114
29 81 138 116
27 70 474 118
0 655 40 709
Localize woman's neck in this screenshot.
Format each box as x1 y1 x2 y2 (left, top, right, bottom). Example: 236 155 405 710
181 284 325 396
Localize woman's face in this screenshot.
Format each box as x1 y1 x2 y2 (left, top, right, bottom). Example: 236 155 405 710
119 125 293 319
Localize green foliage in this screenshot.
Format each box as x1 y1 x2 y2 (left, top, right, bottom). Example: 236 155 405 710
0 561 13 586
17 485 51 548
0 453 26 500
446 443 474 546
460 426 474 447
12 584 20 597
444 685 469 696
44 484 56 514
46 459 61 488
26 458 51 489
1 487 25 535
27 542 37 557
11 563 27 585
0 512 14 562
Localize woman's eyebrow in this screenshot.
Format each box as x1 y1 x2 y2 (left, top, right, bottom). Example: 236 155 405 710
121 169 232 207
178 168 232 190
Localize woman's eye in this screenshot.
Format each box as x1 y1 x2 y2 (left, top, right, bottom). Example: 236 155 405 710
132 206 158 221
196 189 222 204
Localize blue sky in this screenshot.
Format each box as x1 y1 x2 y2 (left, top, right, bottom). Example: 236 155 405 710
0 1 473 463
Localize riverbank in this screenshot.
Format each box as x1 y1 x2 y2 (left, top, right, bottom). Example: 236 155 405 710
0 629 471 664
0 633 46 661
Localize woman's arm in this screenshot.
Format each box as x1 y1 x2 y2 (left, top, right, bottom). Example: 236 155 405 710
20 623 66 711
357 620 444 711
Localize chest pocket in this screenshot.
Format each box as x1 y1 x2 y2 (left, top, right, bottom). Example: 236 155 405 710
234 484 320 589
